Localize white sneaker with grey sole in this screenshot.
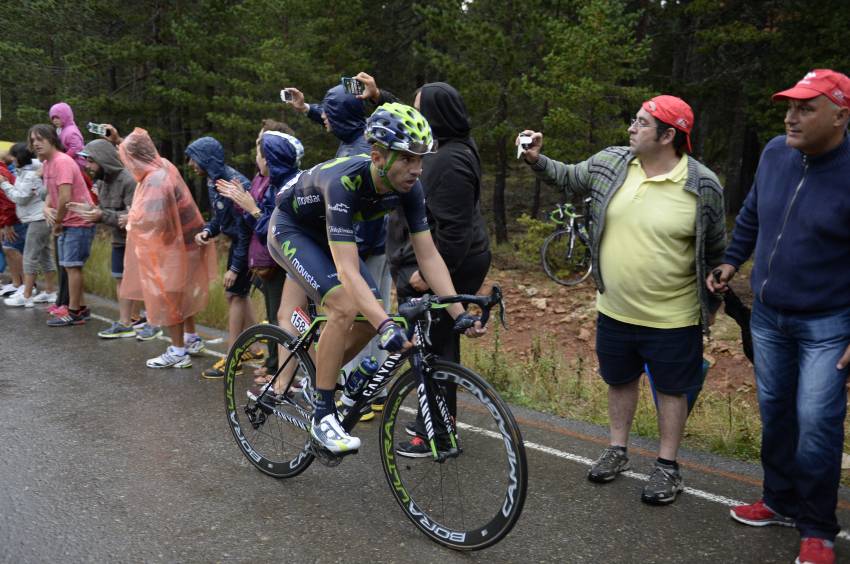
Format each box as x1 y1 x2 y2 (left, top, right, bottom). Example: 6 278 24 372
310 413 361 454
146 346 192 369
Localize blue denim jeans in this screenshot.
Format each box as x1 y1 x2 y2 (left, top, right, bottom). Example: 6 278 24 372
751 299 850 540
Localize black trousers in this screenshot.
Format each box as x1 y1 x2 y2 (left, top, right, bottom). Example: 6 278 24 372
53 236 69 307
260 267 287 370
396 250 491 440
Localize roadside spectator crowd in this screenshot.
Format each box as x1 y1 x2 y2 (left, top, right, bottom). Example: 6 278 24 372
1 67 849 564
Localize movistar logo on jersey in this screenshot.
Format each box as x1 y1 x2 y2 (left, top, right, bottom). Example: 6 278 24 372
296 194 321 208
341 175 362 192
280 240 297 260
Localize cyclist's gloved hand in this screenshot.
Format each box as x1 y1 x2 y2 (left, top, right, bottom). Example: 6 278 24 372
453 312 484 337
378 319 409 352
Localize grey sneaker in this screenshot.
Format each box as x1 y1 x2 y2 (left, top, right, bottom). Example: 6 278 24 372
136 323 163 341
98 321 136 339
185 335 206 356
588 446 630 483
641 462 684 505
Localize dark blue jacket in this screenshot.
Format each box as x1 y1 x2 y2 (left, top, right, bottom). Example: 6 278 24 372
308 85 371 154
185 136 251 273
724 134 850 312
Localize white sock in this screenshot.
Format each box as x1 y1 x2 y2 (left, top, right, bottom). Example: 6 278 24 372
172 346 187 356
184 332 198 342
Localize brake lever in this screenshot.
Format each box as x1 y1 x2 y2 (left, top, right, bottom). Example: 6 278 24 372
422 310 433 347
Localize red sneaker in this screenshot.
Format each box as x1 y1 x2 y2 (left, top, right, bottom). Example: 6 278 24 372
796 538 835 564
730 499 795 527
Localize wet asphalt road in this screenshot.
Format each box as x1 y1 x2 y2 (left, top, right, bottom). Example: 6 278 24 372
1 297 849 563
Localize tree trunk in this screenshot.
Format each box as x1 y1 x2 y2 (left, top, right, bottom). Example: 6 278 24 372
493 87 509 243
529 177 542 219
722 89 747 215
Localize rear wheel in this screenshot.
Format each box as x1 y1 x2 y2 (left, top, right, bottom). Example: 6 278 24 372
541 228 592 286
379 360 528 550
224 323 316 479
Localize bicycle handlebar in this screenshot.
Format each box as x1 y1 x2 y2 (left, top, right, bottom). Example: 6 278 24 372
397 285 507 330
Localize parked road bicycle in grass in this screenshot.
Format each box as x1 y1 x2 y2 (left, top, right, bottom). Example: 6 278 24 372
541 197 592 286
224 285 528 550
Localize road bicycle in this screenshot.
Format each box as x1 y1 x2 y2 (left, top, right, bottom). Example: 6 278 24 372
224 286 528 550
541 198 592 286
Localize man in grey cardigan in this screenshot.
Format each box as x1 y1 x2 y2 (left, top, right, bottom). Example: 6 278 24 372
69 139 137 338
519 95 725 505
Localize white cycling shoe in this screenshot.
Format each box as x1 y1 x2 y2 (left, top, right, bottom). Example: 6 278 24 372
310 413 361 454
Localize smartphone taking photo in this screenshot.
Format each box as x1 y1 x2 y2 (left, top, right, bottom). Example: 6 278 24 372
280 89 293 103
516 134 533 159
87 122 109 137
341 77 364 96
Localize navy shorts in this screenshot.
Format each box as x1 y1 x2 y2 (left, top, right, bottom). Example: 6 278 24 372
225 244 252 297
268 207 380 305
595 312 703 395
111 245 125 278
2 222 28 253
58 225 96 268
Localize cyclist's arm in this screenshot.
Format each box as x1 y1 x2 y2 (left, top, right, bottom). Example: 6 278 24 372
329 241 388 328
410 230 464 319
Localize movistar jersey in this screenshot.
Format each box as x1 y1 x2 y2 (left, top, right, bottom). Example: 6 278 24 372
276 155 429 243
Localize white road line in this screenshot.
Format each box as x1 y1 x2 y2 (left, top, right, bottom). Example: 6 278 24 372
90 313 225 359
401 407 850 542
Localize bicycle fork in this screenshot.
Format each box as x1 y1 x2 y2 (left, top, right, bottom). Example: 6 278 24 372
410 325 460 462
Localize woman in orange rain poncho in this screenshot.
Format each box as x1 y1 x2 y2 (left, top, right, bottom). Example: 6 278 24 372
118 128 217 369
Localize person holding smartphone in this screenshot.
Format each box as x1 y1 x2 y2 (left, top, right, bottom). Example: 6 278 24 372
520 95 726 506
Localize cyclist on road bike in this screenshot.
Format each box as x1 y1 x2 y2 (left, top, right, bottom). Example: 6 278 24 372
268 102 484 454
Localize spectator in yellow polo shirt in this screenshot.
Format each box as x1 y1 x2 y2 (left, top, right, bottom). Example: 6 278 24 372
518 95 726 505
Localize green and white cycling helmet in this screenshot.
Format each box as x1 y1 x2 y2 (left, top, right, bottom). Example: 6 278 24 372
365 102 436 156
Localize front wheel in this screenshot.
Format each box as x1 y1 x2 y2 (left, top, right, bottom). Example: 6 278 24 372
541 228 592 286
224 323 316 479
379 360 528 550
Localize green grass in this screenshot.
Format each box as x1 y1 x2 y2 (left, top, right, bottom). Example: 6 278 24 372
84 230 266 330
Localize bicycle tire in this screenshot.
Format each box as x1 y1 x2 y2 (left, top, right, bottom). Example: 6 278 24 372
224 323 316 479
379 360 528 550
541 228 592 286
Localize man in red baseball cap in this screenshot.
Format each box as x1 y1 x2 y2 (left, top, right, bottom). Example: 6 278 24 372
709 69 850 564
517 95 726 507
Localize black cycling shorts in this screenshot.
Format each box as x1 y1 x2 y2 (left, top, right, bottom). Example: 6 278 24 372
268 207 380 305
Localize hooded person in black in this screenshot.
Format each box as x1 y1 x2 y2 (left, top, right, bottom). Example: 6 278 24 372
389 81 491 328
387 82 492 455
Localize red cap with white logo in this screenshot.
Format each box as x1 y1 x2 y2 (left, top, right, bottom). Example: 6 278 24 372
772 69 850 109
642 95 694 153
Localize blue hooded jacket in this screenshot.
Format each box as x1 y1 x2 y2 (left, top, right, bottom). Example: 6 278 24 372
247 132 303 245
307 85 371 157
185 136 251 273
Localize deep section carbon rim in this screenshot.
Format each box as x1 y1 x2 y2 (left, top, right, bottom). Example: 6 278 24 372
224 324 316 479
541 228 592 286
380 360 528 550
